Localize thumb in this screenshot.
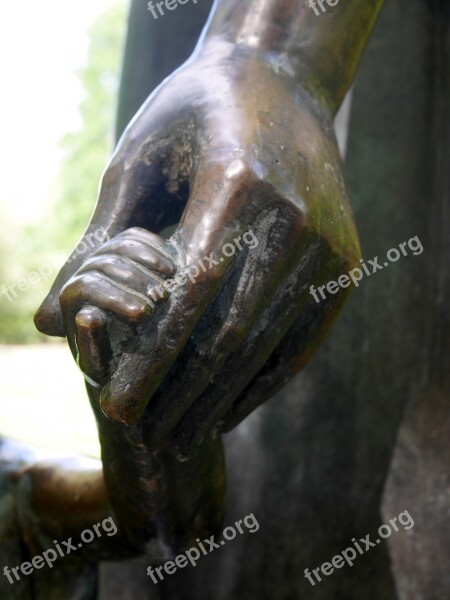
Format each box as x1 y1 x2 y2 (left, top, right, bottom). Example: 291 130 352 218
35 142 167 336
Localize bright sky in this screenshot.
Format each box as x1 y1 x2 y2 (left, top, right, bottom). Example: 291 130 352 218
0 0 127 223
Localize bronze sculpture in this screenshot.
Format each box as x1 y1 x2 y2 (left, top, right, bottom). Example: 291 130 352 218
2 0 449 598
34 0 381 554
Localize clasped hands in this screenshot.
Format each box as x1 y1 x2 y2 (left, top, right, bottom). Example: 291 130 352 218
35 39 360 458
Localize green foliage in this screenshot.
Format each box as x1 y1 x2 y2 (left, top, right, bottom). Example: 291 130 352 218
51 1 128 246
0 2 127 343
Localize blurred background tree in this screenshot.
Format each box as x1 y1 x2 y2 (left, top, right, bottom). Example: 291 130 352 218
51 2 127 240
0 2 127 343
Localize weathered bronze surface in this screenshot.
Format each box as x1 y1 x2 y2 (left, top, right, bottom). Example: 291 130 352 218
3 0 449 598
33 1 380 553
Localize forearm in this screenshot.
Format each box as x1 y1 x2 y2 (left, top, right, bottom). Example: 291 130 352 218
14 458 134 560
90 387 227 554
201 0 384 113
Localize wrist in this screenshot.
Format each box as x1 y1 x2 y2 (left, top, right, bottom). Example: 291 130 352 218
195 35 328 119
199 0 384 114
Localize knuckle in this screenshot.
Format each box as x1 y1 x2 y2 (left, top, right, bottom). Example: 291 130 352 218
122 227 148 237
126 301 151 323
75 307 104 331
257 184 306 229
223 158 263 186
59 273 99 308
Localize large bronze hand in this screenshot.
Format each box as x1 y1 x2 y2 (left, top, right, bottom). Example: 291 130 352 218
36 39 359 439
34 0 383 550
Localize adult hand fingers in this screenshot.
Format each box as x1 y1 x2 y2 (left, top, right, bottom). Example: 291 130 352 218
99 157 255 426
172 240 353 454
141 196 306 448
